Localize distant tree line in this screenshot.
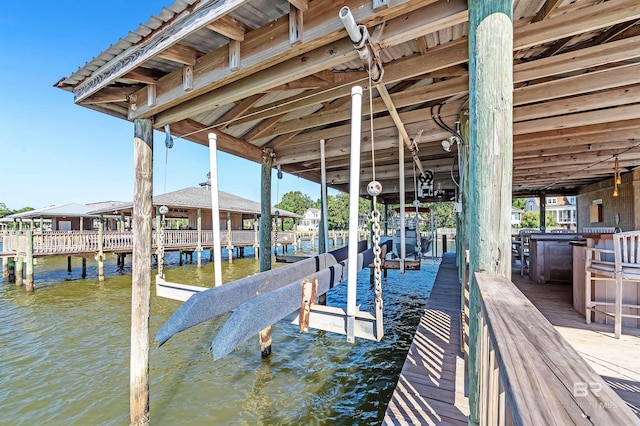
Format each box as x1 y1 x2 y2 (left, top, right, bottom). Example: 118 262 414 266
0 202 34 219
274 191 456 231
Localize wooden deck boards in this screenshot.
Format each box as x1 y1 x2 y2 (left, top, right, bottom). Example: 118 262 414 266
384 253 469 425
511 271 640 418
384 254 640 423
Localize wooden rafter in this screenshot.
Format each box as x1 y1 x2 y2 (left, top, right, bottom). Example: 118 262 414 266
207 15 245 41
531 0 565 23
157 44 201 66
125 0 458 123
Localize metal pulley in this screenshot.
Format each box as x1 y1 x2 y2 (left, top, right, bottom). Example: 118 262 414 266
367 180 382 197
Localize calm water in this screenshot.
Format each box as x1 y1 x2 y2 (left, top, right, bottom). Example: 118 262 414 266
0 244 438 425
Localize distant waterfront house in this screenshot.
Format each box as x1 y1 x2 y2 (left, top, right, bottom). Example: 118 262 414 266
525 196 577 229
298 208 320 231
89 186 301 231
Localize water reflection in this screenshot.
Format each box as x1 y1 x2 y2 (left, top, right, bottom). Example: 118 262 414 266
0 244 438 424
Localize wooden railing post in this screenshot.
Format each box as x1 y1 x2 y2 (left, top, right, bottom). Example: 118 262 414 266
130 117 153 426
468 1 514 425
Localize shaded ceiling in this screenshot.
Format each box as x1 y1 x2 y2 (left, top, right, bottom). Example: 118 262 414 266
56 0 640 204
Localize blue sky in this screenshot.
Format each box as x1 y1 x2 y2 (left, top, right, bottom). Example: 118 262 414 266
0 1 326 210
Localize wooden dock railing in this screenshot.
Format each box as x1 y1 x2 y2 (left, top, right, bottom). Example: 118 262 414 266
473 272 638 425
2 230 298 257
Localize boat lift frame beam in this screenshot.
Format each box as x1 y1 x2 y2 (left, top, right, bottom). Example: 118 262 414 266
339 6 429 181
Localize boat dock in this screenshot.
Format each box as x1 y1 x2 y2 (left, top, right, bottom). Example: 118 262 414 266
384 253 469 425
385 252 640 424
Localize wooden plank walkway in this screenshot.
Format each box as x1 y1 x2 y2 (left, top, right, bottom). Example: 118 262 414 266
384 253 469 425
512 273 640 418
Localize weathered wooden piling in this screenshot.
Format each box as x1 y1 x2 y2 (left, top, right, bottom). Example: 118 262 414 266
226 212 233 263
15 253 23 286
197 208 202 267
467 1 513 425
259 148 273 358
97 215 104 281
130 118 153 426
25 229 34 291
2 228 8 280
82 258 87 278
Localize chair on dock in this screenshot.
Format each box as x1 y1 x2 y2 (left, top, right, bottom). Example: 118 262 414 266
512 228 538 276
585 230 640 338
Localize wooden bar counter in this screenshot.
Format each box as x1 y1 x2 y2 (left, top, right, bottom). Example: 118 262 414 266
528 233 584 284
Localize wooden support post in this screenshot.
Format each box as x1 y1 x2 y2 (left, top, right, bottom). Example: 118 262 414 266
384 203 388 236
467 2 513 425
399 132 406 274
155 207 161 272
179 250 183 266
227 212 233 263
320 139 329 252
539 192 547 231
98 215 104 281
197 208 202 268
260 148 273 358
253 214 259 259
82 258 87 278
25 229 34 291
39 216 44 232
130 117 153 426
15 253 23 286
67 255 72 273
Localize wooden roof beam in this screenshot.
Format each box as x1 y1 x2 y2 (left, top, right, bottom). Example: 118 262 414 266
514 104 640 136
121 68 163 84
83 87 138 104
264 76 468 136
537 36 572 59
515 0 640 50
514 119 640 146
207 15 245 41
281 102 458 149
216 93 265 130
288 0 308 12
157 44 201 66
130 0 463 124
514 85 640 122
531 0 565 23
73 0 252 102
221 12 640 132
589 18 640 46
514 136 640 159
165 119 263 163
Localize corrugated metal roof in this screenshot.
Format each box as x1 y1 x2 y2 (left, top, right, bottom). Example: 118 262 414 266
87 187 301 218
6 203 98 219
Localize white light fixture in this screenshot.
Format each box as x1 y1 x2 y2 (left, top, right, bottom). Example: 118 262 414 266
441 135 458 152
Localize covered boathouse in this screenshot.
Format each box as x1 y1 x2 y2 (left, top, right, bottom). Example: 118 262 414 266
54 0 640 424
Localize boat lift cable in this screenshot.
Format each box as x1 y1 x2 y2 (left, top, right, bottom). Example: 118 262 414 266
163 125 174 195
